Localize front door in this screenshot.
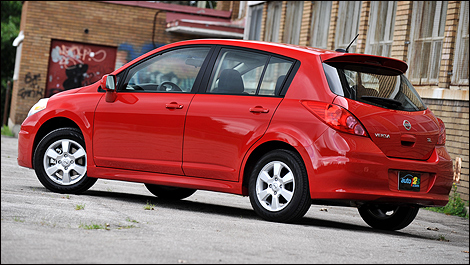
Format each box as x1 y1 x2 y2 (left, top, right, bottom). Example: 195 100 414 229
93 46 211 175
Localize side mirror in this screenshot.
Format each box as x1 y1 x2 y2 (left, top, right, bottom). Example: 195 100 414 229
101 74 116 91
100 74 117 102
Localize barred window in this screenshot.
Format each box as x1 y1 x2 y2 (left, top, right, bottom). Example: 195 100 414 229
265 1 282 43
408 1 448 85
451 1 469 86
310 1 332 49
365 1 397 57
283 1 304 45
335 1 362 53
247 3 264 41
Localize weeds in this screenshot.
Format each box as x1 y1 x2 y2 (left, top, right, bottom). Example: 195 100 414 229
437 235 449 242
13 217 25 222
118 224 137 229
425 184 469 219
1 125 14 137
126 217 139 223
144 201 155 210
75 203 85 210
79 222 106 230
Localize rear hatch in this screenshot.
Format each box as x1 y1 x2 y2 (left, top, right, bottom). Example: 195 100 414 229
321 54 439 161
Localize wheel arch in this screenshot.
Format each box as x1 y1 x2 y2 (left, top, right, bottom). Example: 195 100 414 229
32 117 81 168
241 140 304 196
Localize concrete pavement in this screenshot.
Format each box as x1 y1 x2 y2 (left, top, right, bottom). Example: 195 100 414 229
2 135 469 263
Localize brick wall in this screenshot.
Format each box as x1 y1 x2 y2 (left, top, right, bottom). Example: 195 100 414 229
423 98 469 200
298 1 312 46
10 1 200 126
356 1 370 54
327 1 339 51
253 0 469 201
439 1 460 89
278 1 287 44
390 1 413 62
259 2 268 41
216 1 240 20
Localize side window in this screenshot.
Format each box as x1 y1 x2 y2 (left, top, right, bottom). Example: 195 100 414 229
207 49 268 95
207 48 294 96
258 57 292 96
123 47 210 93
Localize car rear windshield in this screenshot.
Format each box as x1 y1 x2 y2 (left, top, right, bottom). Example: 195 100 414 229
323 62 426 111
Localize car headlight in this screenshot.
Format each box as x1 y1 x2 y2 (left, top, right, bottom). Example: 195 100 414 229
27 98 49 117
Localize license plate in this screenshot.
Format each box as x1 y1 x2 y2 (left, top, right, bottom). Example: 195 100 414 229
398 171 421 192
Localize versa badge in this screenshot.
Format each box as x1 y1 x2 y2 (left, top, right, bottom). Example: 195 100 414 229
375 133 390 139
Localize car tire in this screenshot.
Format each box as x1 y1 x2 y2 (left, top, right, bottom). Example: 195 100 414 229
358 204 419 230
33 127 96 194
248 149 311 223
145 184 196 200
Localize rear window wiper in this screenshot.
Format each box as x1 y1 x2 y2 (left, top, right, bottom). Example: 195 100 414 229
360 96 402 108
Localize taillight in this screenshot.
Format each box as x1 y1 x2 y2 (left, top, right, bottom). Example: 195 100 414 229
302 101 368 137
437 118 446 145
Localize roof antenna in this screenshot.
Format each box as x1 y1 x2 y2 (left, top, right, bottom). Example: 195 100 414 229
335 34 359 53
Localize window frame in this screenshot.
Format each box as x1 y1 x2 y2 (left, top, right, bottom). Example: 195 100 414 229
365 1 397 57
245 3 264 41
310 1 332 49
198 45 300 97
408 1 448 85
451 1 469 86
283 1 304 45
117 45 214 94
335 1 362 53
265 1 282 43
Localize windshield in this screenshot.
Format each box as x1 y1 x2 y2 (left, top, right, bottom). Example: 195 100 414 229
323 63 426 111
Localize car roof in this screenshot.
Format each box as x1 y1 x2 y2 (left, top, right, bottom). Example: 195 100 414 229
168 38 337 56
114 39 408 74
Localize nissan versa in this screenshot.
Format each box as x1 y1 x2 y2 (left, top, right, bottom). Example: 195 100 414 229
18 39 454 230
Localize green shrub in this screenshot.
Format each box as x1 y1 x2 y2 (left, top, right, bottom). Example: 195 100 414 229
1 125 14 136
425 184 469 219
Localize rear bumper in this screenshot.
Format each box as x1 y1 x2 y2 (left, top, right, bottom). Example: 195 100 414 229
305 128 453 207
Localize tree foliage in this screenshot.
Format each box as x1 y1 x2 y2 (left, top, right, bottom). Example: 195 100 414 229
1 1 22 125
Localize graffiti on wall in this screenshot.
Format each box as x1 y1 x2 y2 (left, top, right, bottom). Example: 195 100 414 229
19 72 43 99
45 40 117 97
115 43 164 70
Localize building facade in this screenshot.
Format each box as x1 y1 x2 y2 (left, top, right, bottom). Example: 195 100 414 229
9 0 242 131
8 1 469 200
243 1 469 200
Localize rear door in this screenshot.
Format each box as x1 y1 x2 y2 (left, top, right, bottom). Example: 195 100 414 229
182 47 295 181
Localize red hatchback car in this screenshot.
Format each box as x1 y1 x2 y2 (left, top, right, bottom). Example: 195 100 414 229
18 39 453 230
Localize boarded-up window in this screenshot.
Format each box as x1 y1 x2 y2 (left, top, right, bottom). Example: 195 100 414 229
247 3 264 41
283 1 304 45
46 39 117 97
265 1 282 43
335 1 362 52
365 1 397 57
452 1 469 86
409 1 448 85
310 1 332 49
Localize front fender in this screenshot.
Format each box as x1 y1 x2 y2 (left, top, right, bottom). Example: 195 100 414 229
20 92 104 169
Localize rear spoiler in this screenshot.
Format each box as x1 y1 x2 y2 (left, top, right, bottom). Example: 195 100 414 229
320 53 408 74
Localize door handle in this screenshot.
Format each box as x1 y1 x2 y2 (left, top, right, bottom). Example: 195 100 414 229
249 106 269 113
401 134 416 147
166 102 184 109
